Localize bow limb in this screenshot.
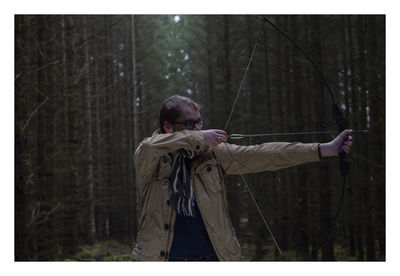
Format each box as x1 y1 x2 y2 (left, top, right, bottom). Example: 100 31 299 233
263 16 349 175
263 15 349 249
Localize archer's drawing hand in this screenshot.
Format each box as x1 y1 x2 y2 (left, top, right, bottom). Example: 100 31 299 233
201 129 228 147
319 129 353 157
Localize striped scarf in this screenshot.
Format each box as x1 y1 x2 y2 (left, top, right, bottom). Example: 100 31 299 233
169 149 196 217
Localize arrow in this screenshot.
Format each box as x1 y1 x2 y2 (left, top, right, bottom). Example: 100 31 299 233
229 130 368 140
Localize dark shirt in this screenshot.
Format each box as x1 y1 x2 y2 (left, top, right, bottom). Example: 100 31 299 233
168 201 217 259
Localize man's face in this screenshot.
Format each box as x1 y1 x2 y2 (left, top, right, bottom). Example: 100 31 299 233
164 106 203 133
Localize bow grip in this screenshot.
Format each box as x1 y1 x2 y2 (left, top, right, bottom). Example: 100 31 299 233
339 135 349 155
339 135 350 177
332 103 350 177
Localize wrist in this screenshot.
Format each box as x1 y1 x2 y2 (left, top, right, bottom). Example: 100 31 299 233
319 142 336 157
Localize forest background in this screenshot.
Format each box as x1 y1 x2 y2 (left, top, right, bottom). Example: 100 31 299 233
14 14 385 261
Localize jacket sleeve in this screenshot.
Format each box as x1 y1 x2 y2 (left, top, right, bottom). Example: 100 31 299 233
213 142 321 175
134 130 206 186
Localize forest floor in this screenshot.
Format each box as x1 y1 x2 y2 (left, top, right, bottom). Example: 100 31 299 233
64 240 379 261
64 240 138 261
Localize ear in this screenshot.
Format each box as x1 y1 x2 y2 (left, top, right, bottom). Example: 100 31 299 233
163 121 173 133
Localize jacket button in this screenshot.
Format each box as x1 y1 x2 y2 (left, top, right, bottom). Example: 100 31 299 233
207 167 212 172
161 156 168 163
195 145 200 150
166 199 170 206
160 251 165 257
164 224 170 230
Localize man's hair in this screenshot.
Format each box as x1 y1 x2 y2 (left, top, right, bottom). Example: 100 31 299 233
159 95 200 133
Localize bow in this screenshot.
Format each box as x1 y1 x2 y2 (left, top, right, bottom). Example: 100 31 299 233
262 16 350 248
224 15 352 257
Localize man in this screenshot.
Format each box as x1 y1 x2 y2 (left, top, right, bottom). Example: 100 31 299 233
133 95 353 261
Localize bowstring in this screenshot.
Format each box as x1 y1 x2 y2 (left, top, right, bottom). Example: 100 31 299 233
223 17 284 256
223 143 284 256
224 18 266 131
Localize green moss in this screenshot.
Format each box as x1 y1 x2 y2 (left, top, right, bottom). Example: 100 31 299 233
65 240 138 261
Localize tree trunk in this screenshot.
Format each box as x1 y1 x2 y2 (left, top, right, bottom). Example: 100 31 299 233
82 16 96 244
131 14 140 240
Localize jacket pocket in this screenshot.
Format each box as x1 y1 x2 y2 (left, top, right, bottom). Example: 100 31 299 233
196 159 222 193
156 156 172 181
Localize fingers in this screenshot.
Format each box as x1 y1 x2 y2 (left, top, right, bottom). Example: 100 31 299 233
338 129 353 153
215 130 228 142
214 130 227 145
344 129 353 135
342 136 353 153
338 129 352 139
202 129 228 147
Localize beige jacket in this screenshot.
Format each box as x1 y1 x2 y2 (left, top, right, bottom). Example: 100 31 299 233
133 129 320 261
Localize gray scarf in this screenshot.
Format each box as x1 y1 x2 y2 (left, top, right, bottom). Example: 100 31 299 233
169 149 196 217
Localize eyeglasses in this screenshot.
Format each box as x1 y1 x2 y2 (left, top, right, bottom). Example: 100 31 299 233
169 119 204 130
